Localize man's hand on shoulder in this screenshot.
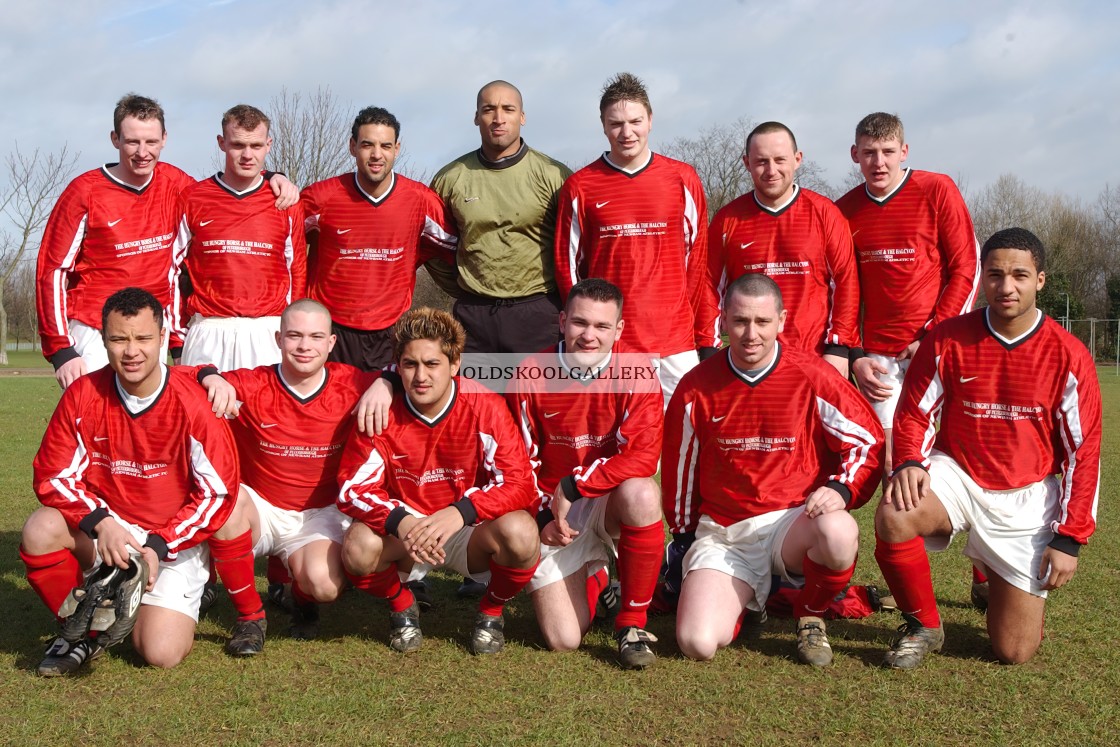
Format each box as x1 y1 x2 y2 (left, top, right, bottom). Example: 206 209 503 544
355 376 394 435
56 357 87 390
269 173 300 210
201 373 240 418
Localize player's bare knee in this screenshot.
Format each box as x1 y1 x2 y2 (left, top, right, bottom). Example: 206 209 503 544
341 525 383 575
490 511 540 566
543 625 583 652
677 628 718 661
298 570 343 603
20 507 70 554
813 511 859 566
874 500 914 544
134 629 192 669
614 478 662 525
212 490 253 539
991 636 1040 665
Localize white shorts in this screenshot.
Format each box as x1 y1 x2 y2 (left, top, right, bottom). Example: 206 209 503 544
244 485 350 566
401 523 492 585
526 495 616 593
865 353 910 429
926 451 1059 597
180 314 281 370
682 509 803 612
90 519 210 622
656 350 700 408
70 319 172 371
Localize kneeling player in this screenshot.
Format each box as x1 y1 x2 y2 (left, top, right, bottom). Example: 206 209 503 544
875 228 1101 668
664 274 883 666
198 299 394 642
22 288 239 675
338 308 540 654
508 279 665 668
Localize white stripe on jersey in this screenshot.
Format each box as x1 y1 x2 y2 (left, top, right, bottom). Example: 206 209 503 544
915 355 946 466
48 427 100 515
566 196 582 287
682 185 700 266
169 215 193 339
815 395 877 488
1055 370 1099 532
52 214 88 341
465 432 503 501
284 216 296 305
669 400 699 533
422 215 458 253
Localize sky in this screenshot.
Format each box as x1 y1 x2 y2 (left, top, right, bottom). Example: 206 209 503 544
2 0 1118 203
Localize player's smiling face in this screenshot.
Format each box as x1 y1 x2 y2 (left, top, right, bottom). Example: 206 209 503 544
399 338 459 418
560 296 624 368
110 116 166 185
602 100 652 168
722 290 786 370
219 122 272 183
983 248 1045 328
104 307 166 398
277 309 335 380
475 84 525 161
746 130 802 208
852 135 908 198
351 123 400 194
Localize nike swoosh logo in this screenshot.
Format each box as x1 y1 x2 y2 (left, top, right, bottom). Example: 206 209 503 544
544 412 560 419
851 230 860 239
712 415 726 422
260 423 278 429
392 453 408 459
740 241 755 249
336 228 352 234
596 201 610 208
199 220 214 227
107 219 123 227
93 436 109 442
628 599 651 607
959 376 978 383
465 197 479 203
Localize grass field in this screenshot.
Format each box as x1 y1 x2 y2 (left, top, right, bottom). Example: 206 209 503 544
1 373 1117 746
1 348 50 369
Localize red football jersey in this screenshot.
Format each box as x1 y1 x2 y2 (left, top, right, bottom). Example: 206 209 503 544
303 172 457 330
707 186 861 356
662 345 883 534
171 175 306 332
32 366 239 560
338 377 535 535
36 162 195 360
893 309 1101 545
221 363 379 511
555 154 715 356
835 169 979 356
506 342 663 509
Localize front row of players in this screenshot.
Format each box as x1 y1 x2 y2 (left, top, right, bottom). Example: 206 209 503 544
22 226 1101 675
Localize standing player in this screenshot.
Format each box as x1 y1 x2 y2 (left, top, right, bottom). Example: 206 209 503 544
337 308 540 654
835 112 985 605
508 279 664 668
173 104 307 370
302 107 458 371
556 73 716 403
36 94 298 389
21 288 240 675
874 228 1100 669
664 274 882 666
429 80 572 355
197 299 395 639
706 122 859 378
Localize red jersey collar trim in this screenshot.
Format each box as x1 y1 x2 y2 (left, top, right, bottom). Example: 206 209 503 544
214 173 266 199
601 151 653 177
352 171 397 206
752 184 800 216
404 378 458 427
114 363 169 418
725 342 781 387
275 364 329 403
100 164 154 195
983 307 1044 350
865 168 912 206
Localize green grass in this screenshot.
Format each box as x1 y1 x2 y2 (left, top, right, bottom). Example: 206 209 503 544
1 374 1118 746
1 348 50 369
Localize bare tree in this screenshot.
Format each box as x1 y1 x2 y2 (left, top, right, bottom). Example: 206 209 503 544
0 145 78 364
267 86 353 188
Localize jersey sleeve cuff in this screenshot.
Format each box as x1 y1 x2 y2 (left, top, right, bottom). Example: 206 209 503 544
385 506 410 538
892 460 928 476
698 346 720 362
1048 534 1082 557
51 346 81 371
536 507 555 531
848 347 866 363
78 508 110 538
823 344 850 358
144 534 169 561
378 368 403 391
170 346 183 362
452 498 478 526
825 480 853 507
196 365 219 384
559 475 584 504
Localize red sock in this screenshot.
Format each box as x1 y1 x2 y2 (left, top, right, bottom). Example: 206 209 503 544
875 536 940 628
209 532 264 621
479 558 538 617
268 554 291 585
972 565 988 584
614 521 664 630
731 608 747 639
585 566 608 617
20 546 82 620
346 566 414 613
795 556 855 619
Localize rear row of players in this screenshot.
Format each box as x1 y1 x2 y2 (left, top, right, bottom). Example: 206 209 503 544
24 74 1100 675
